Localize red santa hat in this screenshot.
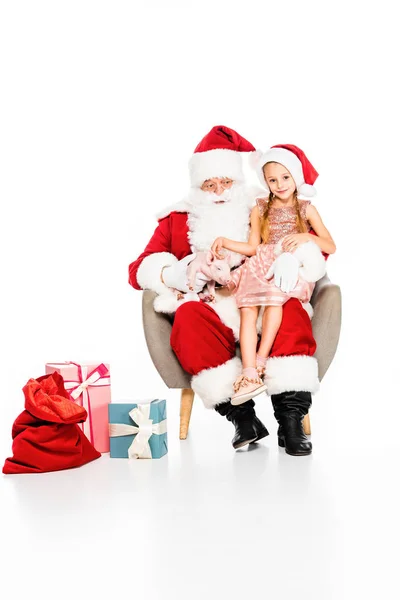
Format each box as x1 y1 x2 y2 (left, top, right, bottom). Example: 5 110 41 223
255 144 319 197
188 125 256 188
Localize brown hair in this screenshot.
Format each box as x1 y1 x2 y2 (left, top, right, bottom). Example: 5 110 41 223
260 191 308 243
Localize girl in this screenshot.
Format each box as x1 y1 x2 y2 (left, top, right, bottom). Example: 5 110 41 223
211 144 336 406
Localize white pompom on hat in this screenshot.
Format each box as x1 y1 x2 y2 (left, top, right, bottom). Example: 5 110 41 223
255 144 319 197
188 125 256 188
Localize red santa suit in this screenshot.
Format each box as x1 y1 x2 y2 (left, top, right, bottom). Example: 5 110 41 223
128 127 326 408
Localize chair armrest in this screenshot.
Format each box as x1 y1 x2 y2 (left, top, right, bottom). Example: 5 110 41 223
142 290 191 388
310 275 342 381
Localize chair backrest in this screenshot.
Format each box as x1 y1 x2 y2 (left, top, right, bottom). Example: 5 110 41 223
310 275 342 380
142 290 191 388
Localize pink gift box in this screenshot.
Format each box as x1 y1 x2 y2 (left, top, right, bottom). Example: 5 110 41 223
45 361 111 453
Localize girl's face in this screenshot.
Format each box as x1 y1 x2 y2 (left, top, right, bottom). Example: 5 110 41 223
263 162 296 200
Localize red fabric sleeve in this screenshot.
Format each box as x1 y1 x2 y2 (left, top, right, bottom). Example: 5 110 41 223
128 216 172 289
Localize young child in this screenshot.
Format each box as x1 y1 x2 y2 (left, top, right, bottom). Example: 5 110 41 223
211 144 336 405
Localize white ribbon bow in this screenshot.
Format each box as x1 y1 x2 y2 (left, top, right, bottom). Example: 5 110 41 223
109 404 167 459
62 364 110 440
68 367 108 400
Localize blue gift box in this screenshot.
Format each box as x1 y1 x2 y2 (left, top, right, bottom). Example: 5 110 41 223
108 400 168 459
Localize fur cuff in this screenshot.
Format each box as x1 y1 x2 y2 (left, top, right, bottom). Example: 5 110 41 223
136 252 178 295
188 149 244 188
191 356 242 409
265 355 319 395
156 201 191 221
212 294 241 340
301 302 314 319
154 291 200 314
294 241 326 283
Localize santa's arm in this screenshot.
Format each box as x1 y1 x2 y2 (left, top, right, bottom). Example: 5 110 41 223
293 203 335 282
272 230 328 284
293 238 327 282
129 217 178 293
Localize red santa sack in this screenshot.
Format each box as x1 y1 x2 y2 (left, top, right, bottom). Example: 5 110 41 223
3 372 101 474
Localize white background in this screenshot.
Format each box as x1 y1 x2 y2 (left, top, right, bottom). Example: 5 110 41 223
1 1 399 599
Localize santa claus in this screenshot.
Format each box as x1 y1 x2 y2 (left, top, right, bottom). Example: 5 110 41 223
129 126 326 453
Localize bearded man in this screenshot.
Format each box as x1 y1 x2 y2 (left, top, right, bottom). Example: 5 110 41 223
129 126 326 454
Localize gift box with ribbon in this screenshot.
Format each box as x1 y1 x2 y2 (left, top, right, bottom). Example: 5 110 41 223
45 361 111 453
109 400 168 459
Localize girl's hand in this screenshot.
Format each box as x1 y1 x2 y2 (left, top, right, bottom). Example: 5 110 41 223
211 237 226 259
281 233 310 253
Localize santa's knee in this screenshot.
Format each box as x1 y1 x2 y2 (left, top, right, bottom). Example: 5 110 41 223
174 300 207 326
173 300 231 340
171 301 236 376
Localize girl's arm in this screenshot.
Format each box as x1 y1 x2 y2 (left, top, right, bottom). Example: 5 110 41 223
283 205 336 255
212 206 261 258
306 205 336 254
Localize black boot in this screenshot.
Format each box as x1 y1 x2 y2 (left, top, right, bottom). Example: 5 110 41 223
271 391 312 456
215 400 269 449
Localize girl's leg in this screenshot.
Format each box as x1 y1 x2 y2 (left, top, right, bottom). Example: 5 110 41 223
258 305 283 360
232 306 267 406
239 306 259 369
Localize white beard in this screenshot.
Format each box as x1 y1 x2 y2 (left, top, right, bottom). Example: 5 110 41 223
186 183 255 268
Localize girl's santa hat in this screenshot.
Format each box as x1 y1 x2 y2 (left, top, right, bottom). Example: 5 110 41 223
255 144 319 197
189 125 255 188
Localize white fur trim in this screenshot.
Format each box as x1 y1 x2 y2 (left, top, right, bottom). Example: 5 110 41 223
256 307 265 335
153 289 180 313
136 252 178 295
189 149 244 188
301 302 314 319
213 293 241 340
294 241 326 283
249 149 263 169
298 183 317 197
154 290 200 314
265 355 319 395
256 148 303 191
156 201 191 221
255 148 316 197
191 356 242 409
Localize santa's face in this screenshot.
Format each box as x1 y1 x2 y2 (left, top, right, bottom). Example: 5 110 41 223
200 177 233 199
189 179 245 207
186 178 252 267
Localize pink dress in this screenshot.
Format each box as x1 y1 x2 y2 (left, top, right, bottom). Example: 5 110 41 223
230 198 315 308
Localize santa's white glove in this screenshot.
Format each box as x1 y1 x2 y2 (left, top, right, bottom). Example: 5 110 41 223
162 254 208 293
266 252 300 294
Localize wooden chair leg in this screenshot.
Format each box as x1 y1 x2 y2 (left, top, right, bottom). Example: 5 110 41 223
179 388 195 440
303 413 311 435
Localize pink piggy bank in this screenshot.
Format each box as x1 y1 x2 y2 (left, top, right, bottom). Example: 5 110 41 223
186 250 232 302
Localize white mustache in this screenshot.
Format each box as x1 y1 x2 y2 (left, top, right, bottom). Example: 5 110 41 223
186 182 248 208
206 189 233 202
